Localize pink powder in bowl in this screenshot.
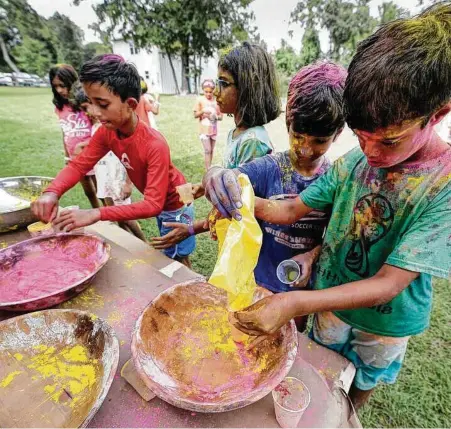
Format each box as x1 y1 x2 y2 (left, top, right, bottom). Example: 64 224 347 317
0 234 109 305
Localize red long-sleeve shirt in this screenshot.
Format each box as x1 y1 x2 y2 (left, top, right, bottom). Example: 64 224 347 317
46 120 186 222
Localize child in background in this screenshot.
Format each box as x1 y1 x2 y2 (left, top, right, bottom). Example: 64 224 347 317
72 87 147 242
194 79 223 170
151 42 281 251
49 64 100 209
204 3 451 410
33 54 195 267
136 79 160 129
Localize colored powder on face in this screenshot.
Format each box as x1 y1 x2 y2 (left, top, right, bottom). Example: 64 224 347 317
0 370 22 387
0 236 104 303
14 353 23 361
27 344 98 407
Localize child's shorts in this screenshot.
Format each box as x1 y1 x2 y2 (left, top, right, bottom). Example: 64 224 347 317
310 311 410 391
156 205 196 259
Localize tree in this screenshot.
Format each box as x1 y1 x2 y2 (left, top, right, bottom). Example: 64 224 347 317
274 39 300 76
83 41 111 62
77 0 256 94
299 25 321 66
378 1 410 24
291 0 408 66
48 12 85 71
0 0 60 74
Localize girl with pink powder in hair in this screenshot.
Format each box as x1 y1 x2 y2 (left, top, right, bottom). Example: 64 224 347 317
194 79 223 169
49 64 100 209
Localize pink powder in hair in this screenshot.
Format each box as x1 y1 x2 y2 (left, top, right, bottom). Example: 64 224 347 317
101 54 125 62
287 61 347 109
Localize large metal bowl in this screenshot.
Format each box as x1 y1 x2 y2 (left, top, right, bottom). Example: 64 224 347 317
0 176 53 233
132 280 298 413
0 233 110 312
0 310 119 428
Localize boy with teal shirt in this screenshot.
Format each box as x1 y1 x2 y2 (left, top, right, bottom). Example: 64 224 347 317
203 3 451 410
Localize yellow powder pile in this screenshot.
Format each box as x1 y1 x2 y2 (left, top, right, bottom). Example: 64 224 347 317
28 344 98 407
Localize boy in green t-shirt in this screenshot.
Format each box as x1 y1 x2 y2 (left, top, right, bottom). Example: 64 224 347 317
203 3 451 409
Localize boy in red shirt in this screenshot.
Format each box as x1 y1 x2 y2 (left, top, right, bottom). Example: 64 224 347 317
32 54 195 266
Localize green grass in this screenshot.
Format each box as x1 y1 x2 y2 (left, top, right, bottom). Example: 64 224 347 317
1 87 450 427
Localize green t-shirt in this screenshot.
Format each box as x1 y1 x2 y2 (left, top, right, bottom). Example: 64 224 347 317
300 147 451 337
223 126 273 169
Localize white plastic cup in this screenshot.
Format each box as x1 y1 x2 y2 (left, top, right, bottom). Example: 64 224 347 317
273 377 310 428
176 183 194 205
54 205 82 233
277 260 301 285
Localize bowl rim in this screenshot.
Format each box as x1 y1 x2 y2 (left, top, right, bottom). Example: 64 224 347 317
0 233 111 308
0 308 120 428
131 281 298 412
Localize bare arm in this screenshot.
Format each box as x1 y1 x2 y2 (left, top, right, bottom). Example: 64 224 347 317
254 196 314 225
231 264 419 336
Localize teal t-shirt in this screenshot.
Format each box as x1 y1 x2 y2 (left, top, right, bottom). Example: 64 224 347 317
300 146 451 337
223 126 273 169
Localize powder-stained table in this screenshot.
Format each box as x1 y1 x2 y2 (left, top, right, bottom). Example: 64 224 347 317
0 222 360 428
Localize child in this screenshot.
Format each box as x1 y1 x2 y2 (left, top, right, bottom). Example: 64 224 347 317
151 42 281 251
49 64 100 209
72 86 147 242
33 54 195 267
136 79 160 129
194 79 223 169
235 62 346 295
204 3 451 410
217 42 280 168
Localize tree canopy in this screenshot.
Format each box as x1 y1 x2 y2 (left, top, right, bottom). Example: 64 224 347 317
0 0 110 75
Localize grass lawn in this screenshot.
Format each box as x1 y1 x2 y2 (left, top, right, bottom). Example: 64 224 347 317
1 87 450 427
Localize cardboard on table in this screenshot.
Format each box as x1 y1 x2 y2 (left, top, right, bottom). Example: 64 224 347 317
0 222 361 428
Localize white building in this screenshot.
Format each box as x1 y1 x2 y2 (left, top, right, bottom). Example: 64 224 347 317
112 39 218 95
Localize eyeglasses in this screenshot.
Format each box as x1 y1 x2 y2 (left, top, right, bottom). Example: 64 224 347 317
215 79 235 91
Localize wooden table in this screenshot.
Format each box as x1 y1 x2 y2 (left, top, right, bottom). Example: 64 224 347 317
0 222 360 428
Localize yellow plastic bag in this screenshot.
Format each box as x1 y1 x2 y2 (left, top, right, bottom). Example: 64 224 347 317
209 174 262 311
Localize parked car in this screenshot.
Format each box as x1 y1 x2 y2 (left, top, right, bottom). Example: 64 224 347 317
11 72 34 86
30 74 41 87
0 74 13 86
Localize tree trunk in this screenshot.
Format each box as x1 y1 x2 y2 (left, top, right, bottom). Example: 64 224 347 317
0 36 20 73
166 51 180 95
193 54 198 94
181 51 191 94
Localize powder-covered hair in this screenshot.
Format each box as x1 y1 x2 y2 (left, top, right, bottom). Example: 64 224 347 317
49 64 79 111
345 2 451 132
219 42 281 127
80 54 141 102
140 78 148 94
202 79 215 90
286 61 347 137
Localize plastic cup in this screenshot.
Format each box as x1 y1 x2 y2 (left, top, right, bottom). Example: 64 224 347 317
176 183 194 205
272 377 310 428
277 260 301 285
54 205 83 233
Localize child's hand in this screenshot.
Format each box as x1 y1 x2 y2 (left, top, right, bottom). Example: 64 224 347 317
290 245 322 288
203 167 242 220
53 209 101 232
229 293 294 340
150 222 189 249
192 183 205 199
205 208 223 240
31 192 59 223
121 181 133 200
